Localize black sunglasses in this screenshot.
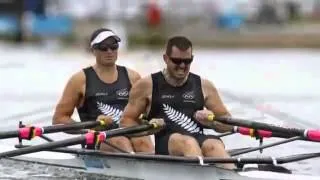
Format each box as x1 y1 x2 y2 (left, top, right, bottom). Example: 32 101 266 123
169 56 193 65
94 43 119 51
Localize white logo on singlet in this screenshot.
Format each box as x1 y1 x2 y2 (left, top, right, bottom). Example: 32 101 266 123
162 104 201 134
95 92 108 96
161 94 175 99
182 91 196 103
182 91 194 100
97 102 123 124
116 88 129 97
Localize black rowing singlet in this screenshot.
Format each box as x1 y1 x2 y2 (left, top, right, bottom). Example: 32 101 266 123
147 71 205 149
77 66 131 129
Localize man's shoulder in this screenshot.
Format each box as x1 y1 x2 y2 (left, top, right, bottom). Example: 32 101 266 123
136 75 153 86
68 69 86 84
123 67 141 84
129 75 153 97
188 72 215 89
123 66 139 75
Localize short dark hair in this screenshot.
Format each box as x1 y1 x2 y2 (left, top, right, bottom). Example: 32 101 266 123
165 36 192 56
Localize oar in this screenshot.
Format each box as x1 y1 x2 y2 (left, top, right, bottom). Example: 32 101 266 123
0 123 160 158
208 116 320 142
0 120 106 140
11 144 320 166
231 126 292 139
203 152 320 165
15 145 319 166
217 131 234 138
230 136 303 156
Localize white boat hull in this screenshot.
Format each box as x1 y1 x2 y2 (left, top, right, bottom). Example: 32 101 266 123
5 149 320 180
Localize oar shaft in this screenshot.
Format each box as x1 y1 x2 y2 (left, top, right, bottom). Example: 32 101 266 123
215 117 304 137
231 136 302 156
104 124 154 137
234 126 296 139
0 121 102 140
0 130 19 139
42 121 101 133
217 132 234 138
0 136 85 158
0 123 158 158
277 152 320 164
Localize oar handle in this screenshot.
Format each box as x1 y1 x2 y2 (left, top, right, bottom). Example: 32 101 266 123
0 120 106 140
19 127 43 140
0 123 159 158
305 130 320 142
43 120 105 133
209 116 320 142
234 127 272 138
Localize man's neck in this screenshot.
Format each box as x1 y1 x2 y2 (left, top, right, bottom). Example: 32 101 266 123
162 69 188 87
94 64 117 75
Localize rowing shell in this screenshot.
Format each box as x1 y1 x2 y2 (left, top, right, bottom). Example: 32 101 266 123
5 148 320 180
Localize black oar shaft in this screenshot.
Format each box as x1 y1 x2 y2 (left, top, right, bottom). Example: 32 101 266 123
0 121 101 140
0 136 85 158
231 136 302 156
277 152 320 164
40 135 54 142
216 117 304 137
0 124 156 158
42 121 101 133
104 124 154 137
217 132 234 138
0 131 19 139
234 126 298 139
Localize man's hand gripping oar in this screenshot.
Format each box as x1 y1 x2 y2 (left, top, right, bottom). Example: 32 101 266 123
0 120 165 159
0 117 112 140
193 110 233 133
195 111 320 142
126 116 166 137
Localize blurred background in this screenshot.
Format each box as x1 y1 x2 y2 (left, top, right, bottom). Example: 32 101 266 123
1 1 320 178
1 0 320 51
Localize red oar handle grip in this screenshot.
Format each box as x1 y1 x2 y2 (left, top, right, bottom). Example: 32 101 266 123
18 127 43 140
235 127 272 138
306 130 320 142
85 131 106 147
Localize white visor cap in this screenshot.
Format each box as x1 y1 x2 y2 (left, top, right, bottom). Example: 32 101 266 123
90 31 121 47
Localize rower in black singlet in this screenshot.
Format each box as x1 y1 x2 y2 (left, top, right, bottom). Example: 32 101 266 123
147 71 221 155
77 65 131 129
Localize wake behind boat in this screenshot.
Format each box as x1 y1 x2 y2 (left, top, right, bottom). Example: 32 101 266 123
1 120 320 180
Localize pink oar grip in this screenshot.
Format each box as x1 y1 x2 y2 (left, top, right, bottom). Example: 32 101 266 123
85 132 95 145
237 127 272 138
306 130 320 142
238 127 251 135
19 127 31 139
257 130 272 138
18 127 43 139
33 127 43 137
98 132 106 142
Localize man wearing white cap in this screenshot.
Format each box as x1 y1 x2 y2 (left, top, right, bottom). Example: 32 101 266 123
52 28 153 153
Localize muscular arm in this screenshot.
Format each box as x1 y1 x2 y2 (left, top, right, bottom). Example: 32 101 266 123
120 77 151 127
120 77 155 153
126 68 142 85
52 71 85 125
202 78 233 133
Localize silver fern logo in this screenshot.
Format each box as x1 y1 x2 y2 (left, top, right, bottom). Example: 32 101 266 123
162 104 201 134
97 102 123 124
